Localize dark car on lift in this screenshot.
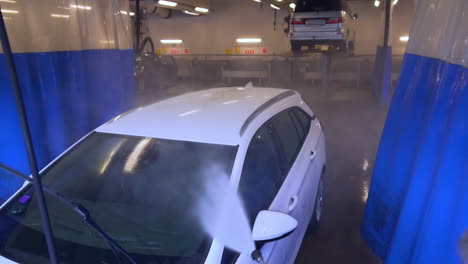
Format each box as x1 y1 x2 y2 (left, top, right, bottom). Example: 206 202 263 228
135 37 178 95
289 0 358 55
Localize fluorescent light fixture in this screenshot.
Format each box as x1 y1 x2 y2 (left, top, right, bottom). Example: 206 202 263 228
100 40 115 44
400 35 409 42
160 39 183 44
50 14 70 18
374 0 380 7
120 10 135 16
194 7 209 13
289 3 296 9
236 38 262 43
0 9 18 14
276 0 283 2
184 10 200 16
253 0 261 2
270 4 280 10
70 4 92 10
0 0 16 3
393 0 398 5
158 0 177 7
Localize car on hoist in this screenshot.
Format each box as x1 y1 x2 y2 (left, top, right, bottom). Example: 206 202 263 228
289 0 358 55
0 85 326 264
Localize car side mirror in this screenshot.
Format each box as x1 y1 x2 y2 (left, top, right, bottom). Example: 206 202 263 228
353 13 358 20
252 210 298 241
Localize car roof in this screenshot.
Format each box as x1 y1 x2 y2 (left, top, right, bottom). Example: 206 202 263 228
96 87 294 145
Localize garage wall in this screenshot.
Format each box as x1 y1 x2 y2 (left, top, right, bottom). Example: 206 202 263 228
148 0 291 55
148 0 413 55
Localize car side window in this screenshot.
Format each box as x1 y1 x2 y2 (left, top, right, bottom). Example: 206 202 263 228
238 123 283 224
288 110 305 141
270 110 302 173
291 108 312 139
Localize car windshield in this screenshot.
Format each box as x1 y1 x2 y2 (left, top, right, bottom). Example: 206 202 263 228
295 0 345 12
0 132 238 264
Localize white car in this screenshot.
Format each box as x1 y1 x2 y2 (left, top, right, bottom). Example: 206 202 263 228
290 0 358 55
0 85 326 264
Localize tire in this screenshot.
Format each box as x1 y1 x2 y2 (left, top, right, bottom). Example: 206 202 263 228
308 172 325 234
291 42 303 56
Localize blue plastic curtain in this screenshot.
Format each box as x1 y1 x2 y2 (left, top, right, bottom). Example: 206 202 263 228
0 0 135 203
362 0 468 263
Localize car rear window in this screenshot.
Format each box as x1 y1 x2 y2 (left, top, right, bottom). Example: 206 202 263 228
295 0 345 12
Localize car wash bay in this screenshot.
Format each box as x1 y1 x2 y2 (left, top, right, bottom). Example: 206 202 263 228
1 0 467 264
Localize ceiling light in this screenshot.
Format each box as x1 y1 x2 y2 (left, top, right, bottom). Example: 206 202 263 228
50 14 70 18
276 0 283 2
70 4 92 10
0 9 18 14
236 38 262 43
399 35 409 42
160 39 183 44
158 0 177 7
184 10 200 16
0 0 16 3
374 0 380 7
100 40 115 44
120 10 135 16
253 0 261 2
270 4 280 10
393 0 398 5
289 3 296 9
194 7 209 13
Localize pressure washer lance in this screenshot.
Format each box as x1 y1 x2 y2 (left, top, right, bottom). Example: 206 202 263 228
251 249 266 264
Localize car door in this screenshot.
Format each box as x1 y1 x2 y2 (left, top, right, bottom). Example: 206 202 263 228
272 107 323 264
233 107 322 264
261 108 321 264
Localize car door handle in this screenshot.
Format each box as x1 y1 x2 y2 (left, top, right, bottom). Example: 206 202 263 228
288 195 299 212
310 150 316 160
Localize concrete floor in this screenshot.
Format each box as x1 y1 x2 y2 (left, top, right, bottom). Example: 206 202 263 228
136 80 387 264
294 85 386 264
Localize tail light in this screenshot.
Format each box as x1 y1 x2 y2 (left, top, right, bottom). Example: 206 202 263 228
326 17 344 24
291 18 305 24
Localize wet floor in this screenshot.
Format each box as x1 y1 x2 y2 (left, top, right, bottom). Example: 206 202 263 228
137 81 387 264
294 85 386 264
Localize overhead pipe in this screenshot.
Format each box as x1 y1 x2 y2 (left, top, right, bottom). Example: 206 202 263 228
0 9 58 264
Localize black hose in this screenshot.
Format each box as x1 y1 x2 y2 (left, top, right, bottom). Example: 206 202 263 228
138 36 155 57
135 0 141 53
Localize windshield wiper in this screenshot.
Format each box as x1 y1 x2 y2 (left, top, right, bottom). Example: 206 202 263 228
0 163 137 264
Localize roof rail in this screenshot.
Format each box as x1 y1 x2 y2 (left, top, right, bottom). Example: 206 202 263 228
239 90 296 136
